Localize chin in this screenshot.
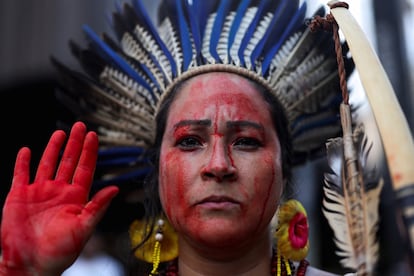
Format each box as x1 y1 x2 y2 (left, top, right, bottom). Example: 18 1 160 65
187 220 257 248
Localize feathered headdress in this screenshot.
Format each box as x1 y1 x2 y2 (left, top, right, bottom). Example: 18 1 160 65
51 0 354 188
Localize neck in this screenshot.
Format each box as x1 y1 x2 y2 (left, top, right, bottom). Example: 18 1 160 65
177 231 273 276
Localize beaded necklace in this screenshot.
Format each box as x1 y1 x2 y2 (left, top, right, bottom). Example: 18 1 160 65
162 250 309 276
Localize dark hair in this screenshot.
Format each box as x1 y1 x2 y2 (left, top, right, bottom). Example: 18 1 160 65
129 74 294 274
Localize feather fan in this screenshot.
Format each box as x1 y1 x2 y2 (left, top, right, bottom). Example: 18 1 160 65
323 103 383 275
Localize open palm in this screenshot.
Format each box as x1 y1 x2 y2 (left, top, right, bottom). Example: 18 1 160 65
0 122 118 275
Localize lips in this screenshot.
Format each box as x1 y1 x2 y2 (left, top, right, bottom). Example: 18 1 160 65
198 195 239 204
195 196 241 210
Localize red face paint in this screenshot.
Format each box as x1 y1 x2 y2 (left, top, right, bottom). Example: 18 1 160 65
159 72 284 250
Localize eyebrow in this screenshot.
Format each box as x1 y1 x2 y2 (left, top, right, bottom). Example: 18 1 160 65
174 119 211 129
174 120 262 130
227 120 263 130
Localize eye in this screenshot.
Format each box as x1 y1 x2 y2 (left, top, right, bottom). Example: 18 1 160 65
176 136 203 150
233 137 262 149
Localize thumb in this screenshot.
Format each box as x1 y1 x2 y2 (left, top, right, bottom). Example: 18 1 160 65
80 186 119 231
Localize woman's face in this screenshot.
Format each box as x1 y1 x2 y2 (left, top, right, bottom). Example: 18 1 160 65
159 72 283 248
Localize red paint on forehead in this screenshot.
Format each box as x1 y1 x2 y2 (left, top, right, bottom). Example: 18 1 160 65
181 73 266 120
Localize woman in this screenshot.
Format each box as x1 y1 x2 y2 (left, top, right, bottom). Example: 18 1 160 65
0 73 340 275
1 0 355 275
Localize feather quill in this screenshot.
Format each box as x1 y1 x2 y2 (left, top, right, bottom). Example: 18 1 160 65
323 103 382 275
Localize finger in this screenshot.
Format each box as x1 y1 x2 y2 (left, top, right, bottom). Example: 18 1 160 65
80 186 119 231
55 122 87 183
34 130 67 183
11 147 31 187
72 131 99 191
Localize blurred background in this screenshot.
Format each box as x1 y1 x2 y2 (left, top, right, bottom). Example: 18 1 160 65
0 0 413 275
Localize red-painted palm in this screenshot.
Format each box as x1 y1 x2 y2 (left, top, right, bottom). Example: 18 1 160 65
0 122 118 275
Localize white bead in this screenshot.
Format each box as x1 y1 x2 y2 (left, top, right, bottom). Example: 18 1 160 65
155 233 163 241
157 219 165 226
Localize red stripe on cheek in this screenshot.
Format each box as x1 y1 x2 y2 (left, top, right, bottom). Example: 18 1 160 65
253 154 276 233
161 150 187 224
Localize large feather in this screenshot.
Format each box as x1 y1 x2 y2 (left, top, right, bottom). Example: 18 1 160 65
226 0 252 63
131 0 177 77
323 104 383 275
232 0 270 67
158 0 195 72
229 7 257 66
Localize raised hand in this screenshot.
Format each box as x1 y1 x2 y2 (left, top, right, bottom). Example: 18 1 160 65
0 122 119 275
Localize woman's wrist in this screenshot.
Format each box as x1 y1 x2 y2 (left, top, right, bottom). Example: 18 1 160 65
0 262 34 276
0 260 61 276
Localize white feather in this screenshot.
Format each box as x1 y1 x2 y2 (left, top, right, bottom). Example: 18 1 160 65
244 12 273 70
323 126 382 275
121 32 166 93
229 7 258 66
158 18 183 75
216 12 236 64
133 25 172 84
201 12 218 64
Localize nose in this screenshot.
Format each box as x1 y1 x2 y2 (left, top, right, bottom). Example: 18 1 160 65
201 139 237 182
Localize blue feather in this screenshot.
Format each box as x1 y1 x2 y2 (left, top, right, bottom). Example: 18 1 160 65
209 0 234 62
197 1 220 40
82 25 154 94
97 157 146 167
249 0 294 68
184 0 202 60
105 10 165 93
175 0 193 70
237 0 268 66
114 0 122 14
132 0 178 77
261 2 307 74
262 0 301 55
227 0 252 59
291 93 343 136
291 114 340 140
93 167 153 188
